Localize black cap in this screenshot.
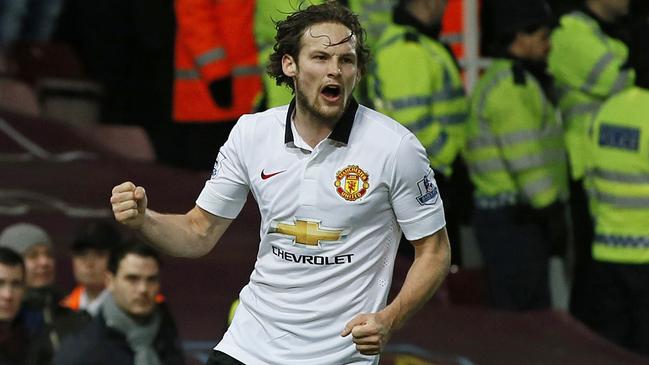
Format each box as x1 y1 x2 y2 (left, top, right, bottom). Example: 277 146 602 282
71 221 121 253
487 0 553 36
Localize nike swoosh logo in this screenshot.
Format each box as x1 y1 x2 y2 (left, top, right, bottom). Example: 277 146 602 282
261 169 286 180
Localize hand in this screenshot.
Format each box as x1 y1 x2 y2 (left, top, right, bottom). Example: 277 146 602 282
110 181 147 230
208 76 233 108
340 312 393 355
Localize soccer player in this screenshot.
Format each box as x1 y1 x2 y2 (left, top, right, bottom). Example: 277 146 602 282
110 3 450 364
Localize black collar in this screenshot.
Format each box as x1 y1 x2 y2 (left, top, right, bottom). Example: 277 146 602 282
284 97 358 145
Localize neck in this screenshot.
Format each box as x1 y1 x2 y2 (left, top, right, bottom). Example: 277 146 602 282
293 104 337 149
85 285 105 301
586 0 617 23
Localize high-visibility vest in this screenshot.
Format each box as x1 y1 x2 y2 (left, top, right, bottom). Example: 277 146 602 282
347 0 395 50
61 285 84 311
369 23 467 176
463 59 568 209
547 11 635 180
173 0 262 122
587 87 649 264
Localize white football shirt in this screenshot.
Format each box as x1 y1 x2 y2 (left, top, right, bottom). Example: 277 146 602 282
197 99 446 364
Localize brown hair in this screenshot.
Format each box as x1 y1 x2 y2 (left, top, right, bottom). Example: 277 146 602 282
267 1 370 91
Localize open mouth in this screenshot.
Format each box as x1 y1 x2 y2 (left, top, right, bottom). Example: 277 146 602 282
321 85 342 99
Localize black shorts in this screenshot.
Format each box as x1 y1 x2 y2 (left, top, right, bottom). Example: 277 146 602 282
206 350 245 365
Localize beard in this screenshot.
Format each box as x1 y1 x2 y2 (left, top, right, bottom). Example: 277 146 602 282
295 85 345 125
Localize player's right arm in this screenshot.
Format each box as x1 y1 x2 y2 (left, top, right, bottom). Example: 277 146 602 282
111 181 232 258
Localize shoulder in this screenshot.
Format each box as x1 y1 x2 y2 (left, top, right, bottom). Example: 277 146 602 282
235 104 288 132
375 24 429 56
228 104 289 146
352 105 412 145
554 11 599 39
474 60 515 95
154 305 185 364
53 304 91 337
53 318 105 365
600 87 649 115
558 11 597 30
375 23 407 49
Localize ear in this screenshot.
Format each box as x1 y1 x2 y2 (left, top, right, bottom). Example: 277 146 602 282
282 54 297 77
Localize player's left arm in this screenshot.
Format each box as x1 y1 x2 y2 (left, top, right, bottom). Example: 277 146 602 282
341 227 451 355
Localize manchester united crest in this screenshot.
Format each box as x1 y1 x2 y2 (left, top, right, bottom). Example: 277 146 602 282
334 165 369 201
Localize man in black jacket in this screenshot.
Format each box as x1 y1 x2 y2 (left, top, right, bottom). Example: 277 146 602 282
53 242 184 365
0 247 29 365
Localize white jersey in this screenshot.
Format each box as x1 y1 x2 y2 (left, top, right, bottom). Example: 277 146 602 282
197 99 446 364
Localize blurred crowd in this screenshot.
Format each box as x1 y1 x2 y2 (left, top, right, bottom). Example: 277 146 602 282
0 221 182 365
1 0 649 362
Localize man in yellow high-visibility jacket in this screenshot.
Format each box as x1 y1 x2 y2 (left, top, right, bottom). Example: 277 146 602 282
464 0 569 310
369 0 469 264
580 25 649 354
547 0 635 322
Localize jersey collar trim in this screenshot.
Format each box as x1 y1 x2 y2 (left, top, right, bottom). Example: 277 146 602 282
284 97 359 145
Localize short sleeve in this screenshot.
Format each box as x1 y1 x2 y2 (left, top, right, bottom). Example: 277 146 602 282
196 118 251 219
390 133 446 240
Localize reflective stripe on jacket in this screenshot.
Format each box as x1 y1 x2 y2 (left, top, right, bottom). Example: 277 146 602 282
370 23 467 176
588 87 649 264
548 11 635 179
174 0 262 122
463 59 568 209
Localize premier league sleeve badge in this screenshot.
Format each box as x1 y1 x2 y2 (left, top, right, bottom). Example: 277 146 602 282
416 171 439 206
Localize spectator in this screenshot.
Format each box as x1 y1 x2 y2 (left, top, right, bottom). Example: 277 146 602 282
0 222 88 365
172 0 261 170
547 0 635 320
53 242 184 365
369 0 469 264
0 247 29 365
463 0 569 310
579 25 649 355
61 221 120 316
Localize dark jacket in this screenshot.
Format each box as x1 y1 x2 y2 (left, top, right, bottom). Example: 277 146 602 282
20 287 89 365
52 303 185 365
0 316 30 365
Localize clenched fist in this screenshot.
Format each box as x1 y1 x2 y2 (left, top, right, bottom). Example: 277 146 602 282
110 181 147 229
340 312 393 356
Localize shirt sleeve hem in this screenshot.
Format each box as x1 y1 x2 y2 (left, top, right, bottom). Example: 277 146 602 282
399 209 446 241
196 189 246 220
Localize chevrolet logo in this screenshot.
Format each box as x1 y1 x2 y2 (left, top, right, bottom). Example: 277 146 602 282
269 219 348 247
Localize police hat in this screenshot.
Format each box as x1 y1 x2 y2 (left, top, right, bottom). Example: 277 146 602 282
487 0 553 36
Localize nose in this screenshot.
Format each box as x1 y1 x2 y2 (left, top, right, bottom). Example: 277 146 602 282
327 61 341 77
38 255 51 267
136 281 147 293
